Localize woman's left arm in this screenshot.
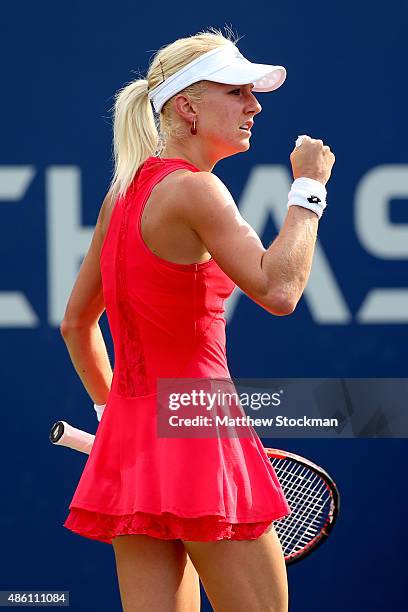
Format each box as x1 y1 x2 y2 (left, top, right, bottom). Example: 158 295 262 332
59 193 113 405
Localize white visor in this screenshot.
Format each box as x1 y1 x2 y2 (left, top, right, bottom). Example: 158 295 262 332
148 45 286 113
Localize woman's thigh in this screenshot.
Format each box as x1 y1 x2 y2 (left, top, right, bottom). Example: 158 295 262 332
182 524 288 612
112 534 201 612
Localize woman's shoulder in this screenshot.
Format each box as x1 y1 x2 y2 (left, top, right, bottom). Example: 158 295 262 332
175 170 234 214
176 170 231 203
147 166 229 212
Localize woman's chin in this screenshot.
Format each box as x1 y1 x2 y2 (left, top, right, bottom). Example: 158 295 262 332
238 140 251 151
217 139 251 159
233 135 251 152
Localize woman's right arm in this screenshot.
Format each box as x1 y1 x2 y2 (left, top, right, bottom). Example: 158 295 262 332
176 138 335 316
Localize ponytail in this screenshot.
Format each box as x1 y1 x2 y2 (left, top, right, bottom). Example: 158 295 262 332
110 79 159 199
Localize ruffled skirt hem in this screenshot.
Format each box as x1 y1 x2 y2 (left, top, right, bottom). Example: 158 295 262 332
63 507 288 544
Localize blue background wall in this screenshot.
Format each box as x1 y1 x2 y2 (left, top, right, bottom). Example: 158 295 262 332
1 1 407 609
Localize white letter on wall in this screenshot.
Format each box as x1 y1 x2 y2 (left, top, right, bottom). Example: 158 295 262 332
355 165 408 323
0 167 38 327
46 167 94 326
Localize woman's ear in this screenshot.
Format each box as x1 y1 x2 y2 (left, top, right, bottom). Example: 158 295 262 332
173 94 197 123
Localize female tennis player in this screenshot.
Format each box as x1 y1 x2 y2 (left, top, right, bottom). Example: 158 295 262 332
60 28 335 612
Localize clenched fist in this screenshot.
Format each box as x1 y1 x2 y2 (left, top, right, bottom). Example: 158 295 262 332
290 135 335 186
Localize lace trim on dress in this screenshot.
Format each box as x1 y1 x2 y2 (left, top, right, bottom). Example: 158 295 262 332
64 507 274 543
116 192 148 397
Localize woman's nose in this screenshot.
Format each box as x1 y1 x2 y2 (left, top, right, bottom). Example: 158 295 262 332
248 93 262 115
254 98 262 114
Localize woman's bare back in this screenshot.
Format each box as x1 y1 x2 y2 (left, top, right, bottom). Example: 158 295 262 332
102 169 212 266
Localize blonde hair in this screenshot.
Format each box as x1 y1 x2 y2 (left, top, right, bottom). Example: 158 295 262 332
110 27 239 199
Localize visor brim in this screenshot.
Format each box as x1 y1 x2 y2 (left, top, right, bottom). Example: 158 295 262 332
205 61 286 92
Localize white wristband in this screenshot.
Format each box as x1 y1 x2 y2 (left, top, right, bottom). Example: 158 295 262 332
287 177 327 219
94 403 106 422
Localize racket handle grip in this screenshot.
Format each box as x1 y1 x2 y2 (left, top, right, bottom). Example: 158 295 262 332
49 420 95 454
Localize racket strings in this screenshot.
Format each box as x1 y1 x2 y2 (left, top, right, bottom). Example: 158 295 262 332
270 458 333 556
274 484 329 550
276 492 327 551
276 469 328 521
275 469 328 532
276 494 328 552
273 460 328 515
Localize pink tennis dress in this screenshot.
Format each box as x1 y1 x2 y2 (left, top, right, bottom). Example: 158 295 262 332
63 156 290 543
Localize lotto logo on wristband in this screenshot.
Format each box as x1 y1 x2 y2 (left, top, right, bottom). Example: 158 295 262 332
307 195 322 204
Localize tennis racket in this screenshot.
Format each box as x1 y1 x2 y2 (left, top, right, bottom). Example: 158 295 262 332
50 421 340 564
265 448 340 564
